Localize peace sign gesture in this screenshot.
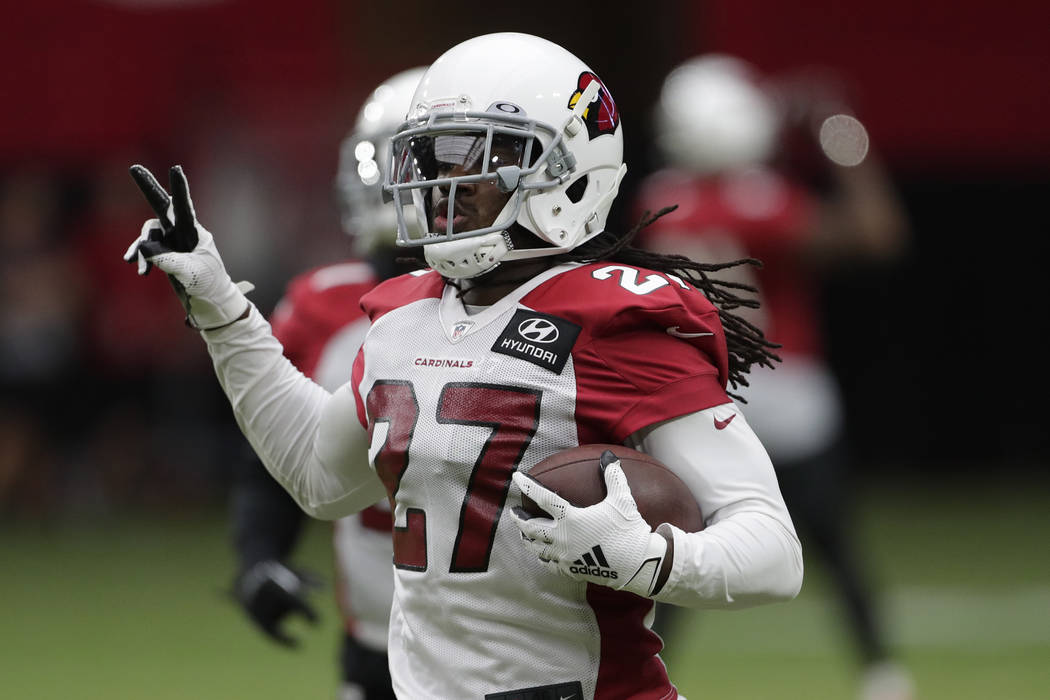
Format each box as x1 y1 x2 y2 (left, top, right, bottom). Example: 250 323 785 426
130 164 200 255
123 164 252 330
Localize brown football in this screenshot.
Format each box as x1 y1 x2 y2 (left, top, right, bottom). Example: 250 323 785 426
520 444 704 532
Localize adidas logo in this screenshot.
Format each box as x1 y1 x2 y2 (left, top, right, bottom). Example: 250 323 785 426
569 545 618 580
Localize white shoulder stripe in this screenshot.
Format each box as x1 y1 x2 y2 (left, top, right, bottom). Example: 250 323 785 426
310 262 374 291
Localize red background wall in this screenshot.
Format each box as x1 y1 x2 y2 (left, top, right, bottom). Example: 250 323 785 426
697 0 1050 171
5 0 1047 173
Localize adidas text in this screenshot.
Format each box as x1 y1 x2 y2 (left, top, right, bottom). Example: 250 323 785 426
569 564 618 579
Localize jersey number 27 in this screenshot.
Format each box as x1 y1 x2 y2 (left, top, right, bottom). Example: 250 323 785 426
366 380 541 573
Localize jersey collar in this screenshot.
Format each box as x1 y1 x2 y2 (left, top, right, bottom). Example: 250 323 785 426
437 263 579 343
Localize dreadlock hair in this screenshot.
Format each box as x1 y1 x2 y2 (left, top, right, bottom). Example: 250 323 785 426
553 206 781 399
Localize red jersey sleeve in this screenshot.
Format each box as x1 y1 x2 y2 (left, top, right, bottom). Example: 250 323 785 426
523 264 731 444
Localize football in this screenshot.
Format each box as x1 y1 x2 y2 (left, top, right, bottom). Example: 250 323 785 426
520 444 704 532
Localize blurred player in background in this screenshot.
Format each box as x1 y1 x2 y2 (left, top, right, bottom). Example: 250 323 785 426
230 66 426 700
635 54 914 700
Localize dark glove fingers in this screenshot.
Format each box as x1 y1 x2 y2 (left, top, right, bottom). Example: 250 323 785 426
137 238 173 259
293 566 326 591
130 219 192 311
234 561 321 647
271 568 319 623
288 595 319 624
168 165 199 252
262 620 300 647
256 588 312 645
129 164 171 220
124 223 168 275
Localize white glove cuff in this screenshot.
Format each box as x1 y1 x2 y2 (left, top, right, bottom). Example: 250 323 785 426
185 280 252 330
619 530 670 598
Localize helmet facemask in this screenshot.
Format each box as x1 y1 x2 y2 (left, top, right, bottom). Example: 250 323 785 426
387 107 586 279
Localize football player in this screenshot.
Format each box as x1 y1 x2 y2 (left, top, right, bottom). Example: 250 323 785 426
230 66 426 700
125 33 803 699
635 55 913 700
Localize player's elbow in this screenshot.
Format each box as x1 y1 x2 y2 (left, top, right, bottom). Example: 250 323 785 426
293 473 388 521
278 472 346 520
293 493 363 521
740 523 804 604
740 542 803 606
294 497 339 521
775 559 804 602
771 530 804 601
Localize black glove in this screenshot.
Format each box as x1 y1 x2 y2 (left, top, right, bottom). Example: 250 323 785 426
234 560 323 647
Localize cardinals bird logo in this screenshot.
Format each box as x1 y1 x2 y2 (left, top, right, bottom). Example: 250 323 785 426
567 71 619 140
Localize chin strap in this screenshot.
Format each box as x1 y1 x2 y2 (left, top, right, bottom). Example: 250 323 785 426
423 229 513 279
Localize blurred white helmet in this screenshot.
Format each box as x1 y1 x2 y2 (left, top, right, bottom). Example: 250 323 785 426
336 66 428 255
384 32 627 279
654 54 779 175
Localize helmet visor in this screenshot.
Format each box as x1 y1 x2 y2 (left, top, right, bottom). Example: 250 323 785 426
387 110 571 247
390 124 532 245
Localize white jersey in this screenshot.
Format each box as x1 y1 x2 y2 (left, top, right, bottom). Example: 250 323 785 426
352 263 733 699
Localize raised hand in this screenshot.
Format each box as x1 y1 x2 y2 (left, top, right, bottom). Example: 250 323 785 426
124 164 253 330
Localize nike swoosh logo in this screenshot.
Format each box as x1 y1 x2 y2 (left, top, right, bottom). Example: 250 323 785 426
714 414 736 430
559 696 576 700
667 326 714 339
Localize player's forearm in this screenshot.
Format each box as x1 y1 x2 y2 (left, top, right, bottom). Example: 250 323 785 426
654 511 803 608
202 307 384 519
630 406 803 607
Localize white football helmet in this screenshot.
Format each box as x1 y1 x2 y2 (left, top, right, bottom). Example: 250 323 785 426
654 54 779 175
384 32 627 279
336 66 428 256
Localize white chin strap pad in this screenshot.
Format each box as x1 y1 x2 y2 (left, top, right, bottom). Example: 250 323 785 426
424 231 511 279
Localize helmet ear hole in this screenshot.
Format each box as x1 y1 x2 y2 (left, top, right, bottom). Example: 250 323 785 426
526 141 542 168
565 175 588 204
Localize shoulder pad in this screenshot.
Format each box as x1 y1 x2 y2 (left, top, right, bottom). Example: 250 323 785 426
522 263 728 387
359 269 443 322
525 262 719 328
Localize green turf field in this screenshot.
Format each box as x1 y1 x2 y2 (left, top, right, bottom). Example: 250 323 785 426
2 473 1047 699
